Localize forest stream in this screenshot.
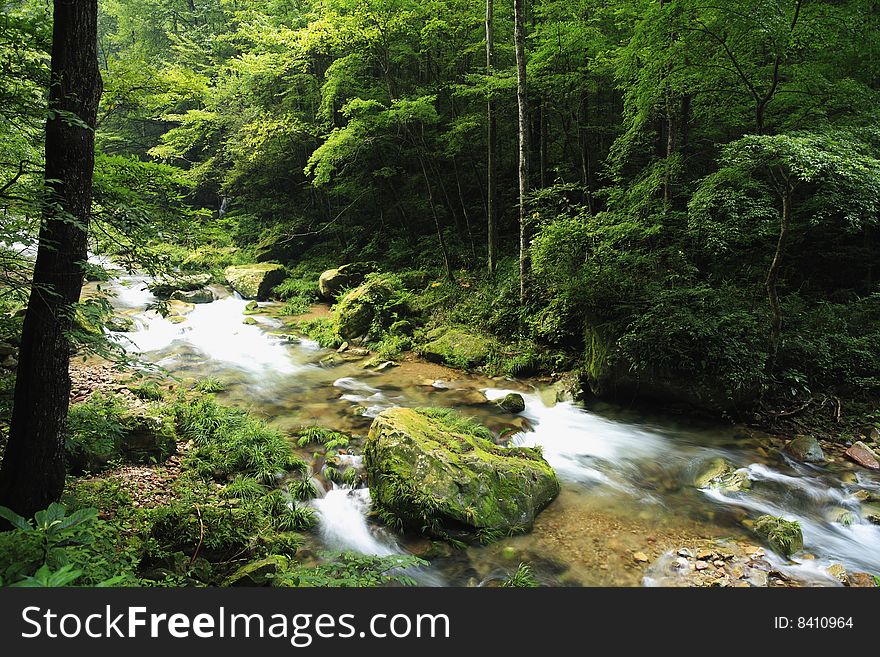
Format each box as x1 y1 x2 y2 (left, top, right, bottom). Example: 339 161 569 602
87 271 880 587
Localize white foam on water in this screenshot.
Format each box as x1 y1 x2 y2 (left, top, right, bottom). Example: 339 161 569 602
311 487 398 556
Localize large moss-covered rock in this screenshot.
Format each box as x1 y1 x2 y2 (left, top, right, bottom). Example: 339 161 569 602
148 273 212 298
224 263 286 300
364 407 559 541
334 274 405 340
754 515 803 557
419 327 493 369
223 555 289 587
318 263 376 300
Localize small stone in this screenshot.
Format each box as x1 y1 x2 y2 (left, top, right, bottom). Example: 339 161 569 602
851 490 870 502
748 570 769 587
845 441 880 470
695 560 710 571
826 563 848 584
696 549 714 560
497 393 526 414
677 548 694 558
713 560 725 568
784 435 825 463
375 361 397 372
846 572 877 587
672 557 689 570
337 341 349 353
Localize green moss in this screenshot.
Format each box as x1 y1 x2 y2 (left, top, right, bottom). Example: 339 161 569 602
224 263 286 300
417 327 494 369
754 515 803 557
364 407 559 542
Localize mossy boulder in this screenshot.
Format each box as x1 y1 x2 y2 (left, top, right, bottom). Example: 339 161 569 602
318 263 376 300
693 457 751 493
419 327 493 369
224 263 286 300
497 393 526 414
148 273 212 298
754 515 803 557
223 555 289 587
364 407 559 541
334 274 406 340
170 288 215 304
784 435 825 463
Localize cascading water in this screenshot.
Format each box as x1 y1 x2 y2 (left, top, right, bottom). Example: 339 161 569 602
94 271 880 585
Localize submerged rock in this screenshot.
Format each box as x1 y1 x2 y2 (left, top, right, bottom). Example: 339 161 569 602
318 263 375 300
224 263 286 300
693 457 751 493
844 441 879 470
419 327 493 369
784 435 825 463
364 407 559 541
754 515 803 557
170 287 215 304
148 273 212 298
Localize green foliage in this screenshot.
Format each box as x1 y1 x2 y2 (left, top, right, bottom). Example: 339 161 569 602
414 407 493 442
0 503 132 587
65 393 129 472
274 552 428 588
502 562 539 588
175 393 307 483
194 376 226 393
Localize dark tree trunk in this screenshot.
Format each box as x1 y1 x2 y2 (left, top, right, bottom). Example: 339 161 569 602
486 0 498 274
514 0 530 301
0 0 102 519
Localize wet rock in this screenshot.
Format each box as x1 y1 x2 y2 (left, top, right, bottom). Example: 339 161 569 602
375 361 397 372
242 317 258 326
318 263 375 300
846 572 877 587
753 515 803 557
784 435 825 463
336 341 349 353
826 563 848 584
419 327 493 369
0 341 15 356
170 288 214 304
364 407 559 541
224 263 286 300
497 393 526 414
148 273 211 298
1 355 17 369
844 441 879 470
693 457 751 493
633 551 649 563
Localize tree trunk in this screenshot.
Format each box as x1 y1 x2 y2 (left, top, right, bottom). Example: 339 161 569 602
486 0 498 274
765 183 792 373
0 0 102 519
418 156 455 283
514 0 530 301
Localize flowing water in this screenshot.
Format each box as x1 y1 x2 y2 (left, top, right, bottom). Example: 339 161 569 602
85 274 880 586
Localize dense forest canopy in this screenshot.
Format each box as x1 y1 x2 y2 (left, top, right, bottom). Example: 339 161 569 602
0 0 879 591
3 0 880 426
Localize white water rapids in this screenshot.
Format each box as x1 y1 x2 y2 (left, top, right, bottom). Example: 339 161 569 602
91 273 880 585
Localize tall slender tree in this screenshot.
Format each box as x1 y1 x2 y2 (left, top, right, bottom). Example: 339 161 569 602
0 0 103 519
514 0 529 300
485 0 497 273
